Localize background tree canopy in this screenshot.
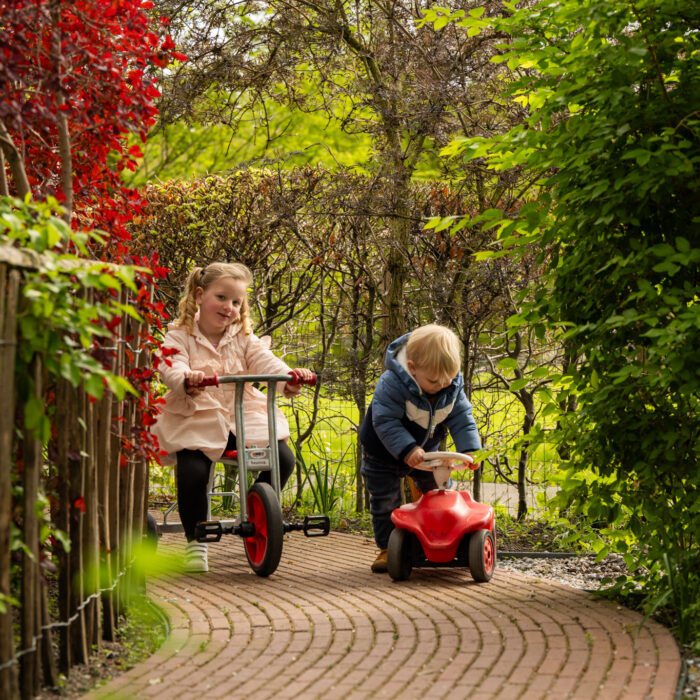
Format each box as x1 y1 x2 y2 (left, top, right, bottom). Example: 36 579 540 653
145 0 527 342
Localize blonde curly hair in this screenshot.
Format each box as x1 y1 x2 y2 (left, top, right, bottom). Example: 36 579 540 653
174 262 253 335
405 324 461 383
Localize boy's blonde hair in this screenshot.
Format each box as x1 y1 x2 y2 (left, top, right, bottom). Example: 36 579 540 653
174 262 253 335
405 324 461 382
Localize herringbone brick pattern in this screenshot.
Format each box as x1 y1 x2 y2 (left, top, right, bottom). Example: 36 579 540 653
86 532 681 699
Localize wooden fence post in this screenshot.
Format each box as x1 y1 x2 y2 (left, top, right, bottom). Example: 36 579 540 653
83 387 101 652
129 314 148 591
109 294 126 618
108 392 123 619
68 383 88 665
97 385 115 640
0 264 20 699
55 376 72 675
82 288 101 653
39 588 57 688
20 356 42 699
118 445 134 606
56 378 89 671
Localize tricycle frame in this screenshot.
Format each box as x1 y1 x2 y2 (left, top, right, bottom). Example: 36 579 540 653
157 372 329 576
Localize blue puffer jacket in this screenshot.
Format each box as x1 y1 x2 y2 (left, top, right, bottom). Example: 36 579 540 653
359 333 481 466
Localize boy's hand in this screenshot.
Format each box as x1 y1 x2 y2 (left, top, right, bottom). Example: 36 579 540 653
285 367 315 395
405 446 425 467
184 369 205 395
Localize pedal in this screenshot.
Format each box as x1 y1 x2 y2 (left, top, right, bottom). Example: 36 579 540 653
194 520 223 542
303 514 330 538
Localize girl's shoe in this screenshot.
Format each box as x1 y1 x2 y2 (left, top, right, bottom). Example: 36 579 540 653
184 541 209 573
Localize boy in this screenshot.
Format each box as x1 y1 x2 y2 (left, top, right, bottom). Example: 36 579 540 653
359 324 481 573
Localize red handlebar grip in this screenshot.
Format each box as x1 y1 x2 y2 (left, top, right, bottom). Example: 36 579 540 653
184 375 219 389
288 370 317 387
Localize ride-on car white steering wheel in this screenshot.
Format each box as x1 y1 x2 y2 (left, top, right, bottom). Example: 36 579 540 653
412 451 475 490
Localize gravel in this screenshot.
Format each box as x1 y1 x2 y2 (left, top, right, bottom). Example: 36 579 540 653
499 551 630 590
499 552 699 699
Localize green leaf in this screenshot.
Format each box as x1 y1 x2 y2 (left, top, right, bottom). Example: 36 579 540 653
622 149 651 166
433 216 457 232
675 237 690 253
85 374 105 401
497 357 518 369
98 273 122 292
509 378 529 391
24 396 45 432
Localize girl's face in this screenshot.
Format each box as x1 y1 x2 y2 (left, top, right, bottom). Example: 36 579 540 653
196 277 247 337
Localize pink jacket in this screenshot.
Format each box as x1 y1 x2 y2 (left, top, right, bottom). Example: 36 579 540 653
151 319 295 465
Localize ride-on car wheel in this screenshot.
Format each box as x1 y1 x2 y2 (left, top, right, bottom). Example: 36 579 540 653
387 527 413 581
468 529 496 582
244 482 284 577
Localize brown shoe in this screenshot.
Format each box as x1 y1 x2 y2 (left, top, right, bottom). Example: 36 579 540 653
371 548 388 573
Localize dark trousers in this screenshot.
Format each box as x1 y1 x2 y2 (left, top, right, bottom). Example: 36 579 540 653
175 433 295 541
360 453 438 549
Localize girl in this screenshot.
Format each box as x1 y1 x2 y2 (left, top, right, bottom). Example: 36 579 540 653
151 262 314 573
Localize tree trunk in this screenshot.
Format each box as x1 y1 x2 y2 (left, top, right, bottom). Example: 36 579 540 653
382 161 412 344
51 4 73 222
517 391 536 521
0 120 31 200
0 150 9 197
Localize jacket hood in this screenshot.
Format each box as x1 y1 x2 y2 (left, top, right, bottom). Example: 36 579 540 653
384 333 419 391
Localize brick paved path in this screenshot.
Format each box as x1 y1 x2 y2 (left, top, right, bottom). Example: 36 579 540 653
87 532 681 700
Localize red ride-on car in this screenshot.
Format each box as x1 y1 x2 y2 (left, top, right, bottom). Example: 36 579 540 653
387 452 496 583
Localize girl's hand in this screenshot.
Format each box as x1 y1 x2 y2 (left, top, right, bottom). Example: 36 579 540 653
184 369 205 395
285 367 314 395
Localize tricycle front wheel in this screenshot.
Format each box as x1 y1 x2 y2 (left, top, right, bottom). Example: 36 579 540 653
244 482 284 577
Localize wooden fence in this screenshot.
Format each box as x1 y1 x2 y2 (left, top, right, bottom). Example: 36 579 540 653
0 246 151 699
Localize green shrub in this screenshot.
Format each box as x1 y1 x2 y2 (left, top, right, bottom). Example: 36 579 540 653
435 0 700 644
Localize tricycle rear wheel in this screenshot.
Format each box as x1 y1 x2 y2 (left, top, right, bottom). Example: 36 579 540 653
387 527 413 581
144 513 159 550
244 482 283 577
468 529 496 582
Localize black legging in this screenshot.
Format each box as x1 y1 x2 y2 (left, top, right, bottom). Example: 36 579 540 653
175 433 295 541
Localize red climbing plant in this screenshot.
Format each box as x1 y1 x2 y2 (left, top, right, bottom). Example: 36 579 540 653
0 0 184 243
0 0 185 465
